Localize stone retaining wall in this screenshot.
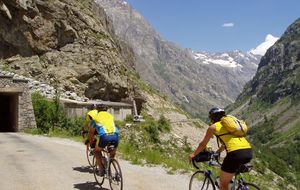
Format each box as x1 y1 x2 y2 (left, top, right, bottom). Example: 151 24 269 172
0 74 36 131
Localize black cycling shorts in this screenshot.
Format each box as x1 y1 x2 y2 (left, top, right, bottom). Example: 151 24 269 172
221 148 253 173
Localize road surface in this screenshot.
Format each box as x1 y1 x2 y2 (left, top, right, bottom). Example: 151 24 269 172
0 133 191 190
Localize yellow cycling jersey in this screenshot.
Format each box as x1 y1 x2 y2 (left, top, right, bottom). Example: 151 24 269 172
85 109 98 124
213 121 251 152
93 111 118 136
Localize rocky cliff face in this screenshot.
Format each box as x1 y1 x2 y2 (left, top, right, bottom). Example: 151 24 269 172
229 18 300 188
237 18 300 104
95 0 260 119
0 0 136 102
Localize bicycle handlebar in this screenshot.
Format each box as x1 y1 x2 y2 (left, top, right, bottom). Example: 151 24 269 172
192 153 221 169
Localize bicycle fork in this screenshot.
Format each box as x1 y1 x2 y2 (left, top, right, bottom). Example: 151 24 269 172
237 178 250 190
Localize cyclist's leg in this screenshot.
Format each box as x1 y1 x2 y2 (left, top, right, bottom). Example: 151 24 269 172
95 136 104 174
219 170 234 190
221 149 253 190
220 151 239 190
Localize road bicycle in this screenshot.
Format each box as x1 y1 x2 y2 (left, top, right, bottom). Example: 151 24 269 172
93 143 123 190
189 152 260 190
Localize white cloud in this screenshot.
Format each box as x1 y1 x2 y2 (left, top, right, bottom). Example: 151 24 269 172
222 22 234 27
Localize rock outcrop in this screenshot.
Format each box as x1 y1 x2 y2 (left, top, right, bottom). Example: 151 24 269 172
0 0 136 102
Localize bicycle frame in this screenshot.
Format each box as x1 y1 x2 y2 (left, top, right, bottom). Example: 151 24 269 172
190 153 257 190
93 144 123 190
101 148 111 177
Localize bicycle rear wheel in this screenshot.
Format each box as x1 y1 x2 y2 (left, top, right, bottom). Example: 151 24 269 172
236 182 260 190
189 171 216 190
93 155 105 186
109 159 123 190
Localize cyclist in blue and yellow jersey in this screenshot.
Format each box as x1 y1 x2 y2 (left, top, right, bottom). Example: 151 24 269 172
82 104 99 133
189 107 252 190
88 103 119 176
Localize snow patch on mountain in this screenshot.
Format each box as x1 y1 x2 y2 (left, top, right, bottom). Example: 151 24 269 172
203 58 240 68
192 51 256 68
249 34 279 56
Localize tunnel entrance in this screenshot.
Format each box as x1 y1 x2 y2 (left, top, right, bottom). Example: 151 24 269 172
0 93 19 132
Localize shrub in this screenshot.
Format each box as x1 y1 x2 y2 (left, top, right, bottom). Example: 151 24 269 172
157 115 171 132
32 93 58 133
31 92 84 136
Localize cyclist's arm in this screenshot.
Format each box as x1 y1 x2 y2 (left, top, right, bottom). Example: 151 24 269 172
89 127 96 145
82 121 89 132
82 114 93 132
189 125 215 161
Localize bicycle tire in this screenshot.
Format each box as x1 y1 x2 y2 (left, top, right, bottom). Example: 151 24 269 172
189 171 216 190
109 158 123 190
236 182 260 190
93 155 105 186
86 145 93 167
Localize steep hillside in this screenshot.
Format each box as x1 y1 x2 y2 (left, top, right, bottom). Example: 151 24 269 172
229 18 300 188
96 0 261 119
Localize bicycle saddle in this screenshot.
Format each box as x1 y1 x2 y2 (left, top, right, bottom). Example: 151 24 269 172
106 142 117 153
237 163 253 173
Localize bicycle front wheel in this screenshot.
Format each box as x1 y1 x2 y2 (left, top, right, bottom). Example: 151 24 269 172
86 145 93 167
189 171 216 190
236 182 260 190
109 159 123 190
93 155 105 186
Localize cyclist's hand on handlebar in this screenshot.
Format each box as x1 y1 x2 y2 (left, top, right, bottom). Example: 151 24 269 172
188 153 195 162
212 151 220 159
81 130 88 137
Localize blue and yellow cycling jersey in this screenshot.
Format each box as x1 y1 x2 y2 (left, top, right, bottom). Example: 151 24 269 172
90 111 119 137
85 109 98 127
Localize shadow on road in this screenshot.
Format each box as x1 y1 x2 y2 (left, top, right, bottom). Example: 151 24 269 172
73 181 109 190
73 166 94 174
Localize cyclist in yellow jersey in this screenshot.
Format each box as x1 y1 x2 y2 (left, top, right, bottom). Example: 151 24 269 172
81 104 99 146
88 103 119 176
189 107 252 190
82 104 98 132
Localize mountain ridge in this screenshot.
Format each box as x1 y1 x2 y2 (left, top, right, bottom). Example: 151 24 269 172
96 0 265 119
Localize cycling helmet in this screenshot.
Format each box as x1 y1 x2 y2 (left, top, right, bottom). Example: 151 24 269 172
95 103 108 110
209 107 225 122
90 103 97 110
90 103 107 110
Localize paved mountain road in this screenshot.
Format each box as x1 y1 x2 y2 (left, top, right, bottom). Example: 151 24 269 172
0 133 191 190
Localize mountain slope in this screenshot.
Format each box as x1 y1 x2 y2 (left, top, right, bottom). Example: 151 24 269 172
96 0 261 119
229 17 300 188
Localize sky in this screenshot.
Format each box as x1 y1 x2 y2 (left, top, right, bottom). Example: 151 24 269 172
125 0 300 53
